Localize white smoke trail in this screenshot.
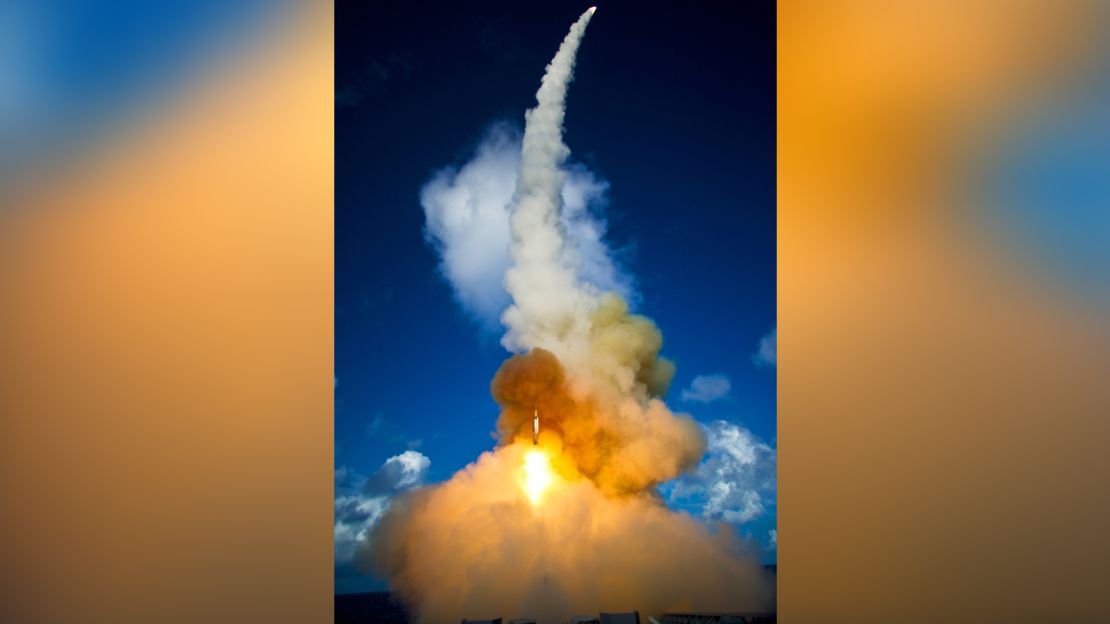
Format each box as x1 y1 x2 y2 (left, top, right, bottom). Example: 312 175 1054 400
502 7 598 361
500 6 676 415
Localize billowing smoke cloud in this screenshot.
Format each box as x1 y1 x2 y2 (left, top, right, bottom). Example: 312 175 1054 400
491 346 702 497
421 123 632 329
365 8 773 621
369 444 769 620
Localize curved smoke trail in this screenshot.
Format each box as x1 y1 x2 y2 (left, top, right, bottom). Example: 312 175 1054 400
501 7 597 357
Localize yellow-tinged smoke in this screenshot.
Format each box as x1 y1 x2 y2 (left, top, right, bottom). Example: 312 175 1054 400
362 8 772 622
367 441 771 623
491 341 702 497
363 298 772 622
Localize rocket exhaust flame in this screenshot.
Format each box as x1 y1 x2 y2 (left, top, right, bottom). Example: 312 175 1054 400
520 448 556 506
364 8 773 622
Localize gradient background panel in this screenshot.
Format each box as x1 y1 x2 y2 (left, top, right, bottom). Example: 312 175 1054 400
780 1 1110 622
0 3 333 623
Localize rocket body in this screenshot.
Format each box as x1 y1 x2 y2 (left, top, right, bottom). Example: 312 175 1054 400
533 408 539 445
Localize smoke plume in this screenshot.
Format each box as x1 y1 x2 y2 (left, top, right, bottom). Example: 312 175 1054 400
420 123 632 330
364 8 773 621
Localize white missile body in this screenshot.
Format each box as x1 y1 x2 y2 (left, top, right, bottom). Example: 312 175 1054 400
533 408 539 445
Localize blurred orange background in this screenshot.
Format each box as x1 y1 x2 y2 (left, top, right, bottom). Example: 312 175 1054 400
0 4 332 623
780 1 1110 622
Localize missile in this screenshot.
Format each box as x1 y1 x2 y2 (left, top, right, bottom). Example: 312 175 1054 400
533 408 539 445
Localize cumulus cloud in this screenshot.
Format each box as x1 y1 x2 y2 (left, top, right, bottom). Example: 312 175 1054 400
681 373 732 403
334 451 431 564
753 327 776 367
420 123 632 329
362 450 430 496
335 493 391 565
669 420 776 524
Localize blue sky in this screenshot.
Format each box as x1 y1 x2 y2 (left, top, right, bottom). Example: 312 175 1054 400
336 1 774 594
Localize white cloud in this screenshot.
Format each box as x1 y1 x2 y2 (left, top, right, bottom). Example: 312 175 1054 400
669 420 776 524
681 374 732 403
334 450 431 564
420 123 632 329
362 450 430 496
753 327 776 367
768 529 777 550
334 493 390 564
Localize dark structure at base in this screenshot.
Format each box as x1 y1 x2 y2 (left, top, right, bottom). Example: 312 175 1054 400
335 592 409 624
335 591 776 624
655 613 775 624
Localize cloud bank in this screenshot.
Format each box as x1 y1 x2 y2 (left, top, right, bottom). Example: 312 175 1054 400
334 451 430 565
669 420 776 524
